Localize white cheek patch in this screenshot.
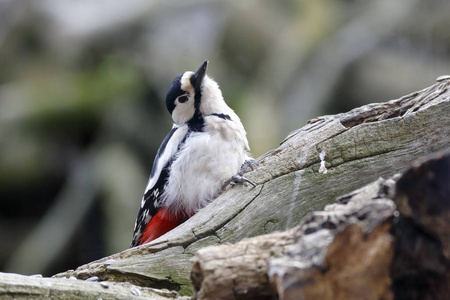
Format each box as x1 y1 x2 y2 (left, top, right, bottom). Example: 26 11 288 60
172 72 196 124
172 101 196 124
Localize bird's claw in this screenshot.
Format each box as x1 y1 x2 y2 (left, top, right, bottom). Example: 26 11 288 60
229 174 256 187
239 159 259 174
223 159 259 189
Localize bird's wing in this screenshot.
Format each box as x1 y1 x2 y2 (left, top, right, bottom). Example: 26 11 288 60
130 124 189 247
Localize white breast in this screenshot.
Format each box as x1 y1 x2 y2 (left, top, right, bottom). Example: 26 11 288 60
162 116 248 214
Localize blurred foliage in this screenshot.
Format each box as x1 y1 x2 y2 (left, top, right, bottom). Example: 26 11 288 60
0 0 449 276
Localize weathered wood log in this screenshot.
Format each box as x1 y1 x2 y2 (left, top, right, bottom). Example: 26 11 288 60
191 229 297 300
192 151 450 300
0 272 189 300
192 176 398 299
50 78 450 296
267 177 398 300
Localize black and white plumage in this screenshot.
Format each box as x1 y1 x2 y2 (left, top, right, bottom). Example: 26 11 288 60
130 60 253 247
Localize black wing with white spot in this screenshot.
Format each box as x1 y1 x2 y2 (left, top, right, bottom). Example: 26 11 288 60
130 165 169 247
130 125 188 247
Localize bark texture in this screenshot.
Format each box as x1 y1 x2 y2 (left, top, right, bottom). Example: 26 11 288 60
192 151 450 300
193 177 398 300
267 178 397 300
391 152 450 300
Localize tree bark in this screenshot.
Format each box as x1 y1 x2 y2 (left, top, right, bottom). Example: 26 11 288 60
193 176 398 300
189 150 450 300
4 78 447 298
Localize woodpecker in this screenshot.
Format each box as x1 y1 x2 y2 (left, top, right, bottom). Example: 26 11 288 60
130 60 256 247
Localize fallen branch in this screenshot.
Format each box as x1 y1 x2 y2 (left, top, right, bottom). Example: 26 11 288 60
0 272 189 300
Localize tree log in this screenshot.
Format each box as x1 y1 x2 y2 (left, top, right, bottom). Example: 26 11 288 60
47 78 450 297
192 151 450 300
267 177 397 300
193 176 397 300
0 272 189 300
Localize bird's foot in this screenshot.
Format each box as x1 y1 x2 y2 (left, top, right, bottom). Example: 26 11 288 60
222 159 259 189
239 159 259 174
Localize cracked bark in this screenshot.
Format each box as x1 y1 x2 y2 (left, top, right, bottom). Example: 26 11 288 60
3 79 449 298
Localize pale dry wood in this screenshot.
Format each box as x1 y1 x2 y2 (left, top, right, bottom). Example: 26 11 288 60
193 151 450 299
0 272 189 300
191 229 297 300
267 151 450 300
193 177 398 300
51 79 450 296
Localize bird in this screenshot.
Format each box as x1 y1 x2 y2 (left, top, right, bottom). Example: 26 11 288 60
130 60 257 247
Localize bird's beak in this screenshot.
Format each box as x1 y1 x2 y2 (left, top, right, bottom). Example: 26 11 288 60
191 60 208 91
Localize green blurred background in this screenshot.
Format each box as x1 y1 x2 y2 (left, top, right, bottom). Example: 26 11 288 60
0 0 449 276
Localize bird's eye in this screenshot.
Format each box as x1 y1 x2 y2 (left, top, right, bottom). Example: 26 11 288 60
178 95 189 103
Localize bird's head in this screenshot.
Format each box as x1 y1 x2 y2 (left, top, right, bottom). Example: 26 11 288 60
165 60 229 125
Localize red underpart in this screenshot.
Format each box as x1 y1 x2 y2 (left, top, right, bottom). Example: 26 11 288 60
139 208 192 245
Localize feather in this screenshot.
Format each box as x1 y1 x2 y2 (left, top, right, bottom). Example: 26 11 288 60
130 124 189 247
139 208 191 245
